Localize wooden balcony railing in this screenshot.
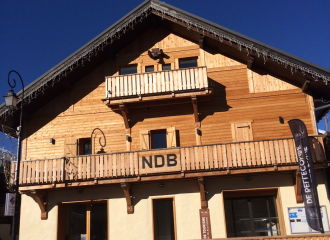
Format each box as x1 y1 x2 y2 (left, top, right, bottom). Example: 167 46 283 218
11 136 326 186
213 234 330 240
105 66 208 99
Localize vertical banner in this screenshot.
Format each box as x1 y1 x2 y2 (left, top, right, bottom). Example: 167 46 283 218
5 193 16 216
199 209 212 239
288 119 324 233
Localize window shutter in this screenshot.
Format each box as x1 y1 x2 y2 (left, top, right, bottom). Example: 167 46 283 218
231 122 253 142
140 130 150 150
64 138 77 157
166 127 177 148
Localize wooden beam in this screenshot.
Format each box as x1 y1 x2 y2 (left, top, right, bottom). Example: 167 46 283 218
191 96 200 127
247 56 254 69
293 170 303 203
119 104 130 132
198 177 207 209
121 182 134 214
199 34 204 49
29 190 48 220
302 80 311 93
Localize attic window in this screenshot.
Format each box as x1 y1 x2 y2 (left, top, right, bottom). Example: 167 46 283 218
120 65 137 75
179 58 198 69
145 65 154 73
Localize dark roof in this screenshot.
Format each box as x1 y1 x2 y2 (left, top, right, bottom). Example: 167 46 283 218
1 0 330 128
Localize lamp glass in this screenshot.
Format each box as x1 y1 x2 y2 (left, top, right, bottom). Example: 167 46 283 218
4 90 18 107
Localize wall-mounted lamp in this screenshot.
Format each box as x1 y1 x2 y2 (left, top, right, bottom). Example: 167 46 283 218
50 138 55 145
196 128 202 136
148 48 164 59
126 135 131 142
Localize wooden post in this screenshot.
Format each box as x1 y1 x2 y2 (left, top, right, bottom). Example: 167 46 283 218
192 96 202 145
198 177 207 209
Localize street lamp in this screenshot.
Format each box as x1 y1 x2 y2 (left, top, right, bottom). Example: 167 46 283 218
3 70 25 240
91 128 106 154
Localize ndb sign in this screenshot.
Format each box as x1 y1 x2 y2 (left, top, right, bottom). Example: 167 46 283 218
5 193 16 216
138 149 181 174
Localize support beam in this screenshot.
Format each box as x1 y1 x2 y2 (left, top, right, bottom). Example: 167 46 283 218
121 182 134 214
191 96 200 127
247 56 254 69
293 170 303 203
119 103 130 132
302 80 311 93
198 177 207 209
29 190 48 220
199 35 204 49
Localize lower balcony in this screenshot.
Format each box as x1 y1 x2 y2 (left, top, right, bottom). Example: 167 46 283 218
11 136 326 190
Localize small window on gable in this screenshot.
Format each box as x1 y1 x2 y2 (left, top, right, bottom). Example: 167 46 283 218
140 127 177 150
120 65 137 75
79 138 91 155
145 65 155 72
162 64 171 71
179 58 198 69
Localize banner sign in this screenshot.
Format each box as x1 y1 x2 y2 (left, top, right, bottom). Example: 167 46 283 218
4 193 16 216
288 119 324 233
199 209 212 239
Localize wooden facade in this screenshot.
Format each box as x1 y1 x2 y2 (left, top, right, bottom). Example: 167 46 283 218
2 1 330 239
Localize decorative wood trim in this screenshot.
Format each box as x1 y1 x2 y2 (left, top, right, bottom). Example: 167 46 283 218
198 177 207 209
29 190 48 220
293 170 303 203
121 182 133 214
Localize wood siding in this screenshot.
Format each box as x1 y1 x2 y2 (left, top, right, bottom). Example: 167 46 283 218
22 28 314 163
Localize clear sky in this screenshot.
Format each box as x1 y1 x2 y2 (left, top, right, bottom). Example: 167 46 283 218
0 0 329 138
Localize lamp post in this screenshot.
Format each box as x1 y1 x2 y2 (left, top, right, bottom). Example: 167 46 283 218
3 70 24 240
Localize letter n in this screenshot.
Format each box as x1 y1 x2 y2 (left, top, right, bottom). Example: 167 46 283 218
142 156 152 169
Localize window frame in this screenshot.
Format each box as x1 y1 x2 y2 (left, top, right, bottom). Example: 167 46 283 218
57 200 108 240
140 127 177 150
222 188 286 238
152 197 177 240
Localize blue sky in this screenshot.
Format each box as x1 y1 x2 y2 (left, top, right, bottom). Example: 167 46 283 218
0 0 329 151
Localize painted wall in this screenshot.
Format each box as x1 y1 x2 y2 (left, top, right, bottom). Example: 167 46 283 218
18 171 330 240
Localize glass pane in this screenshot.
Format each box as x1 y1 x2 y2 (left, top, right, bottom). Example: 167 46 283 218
179 59 197 69
154 199 175 240
267 197 280 236
65 205 86 240
225 198 252 237
90 203 107 240
120 66 137 75
251 197 269 236
152 132 167 149
83 140 91 155
162 64 171 70
145 65 154 72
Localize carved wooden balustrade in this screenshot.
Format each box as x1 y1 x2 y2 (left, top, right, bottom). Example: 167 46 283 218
11 136 326 187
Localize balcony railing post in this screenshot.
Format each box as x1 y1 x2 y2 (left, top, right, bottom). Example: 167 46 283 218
62 157 66 181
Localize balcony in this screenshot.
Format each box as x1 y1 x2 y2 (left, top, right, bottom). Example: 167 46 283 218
104 66 212 108
11 136 326 190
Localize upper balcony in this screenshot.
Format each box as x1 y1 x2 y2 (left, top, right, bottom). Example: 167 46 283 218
104 66 213 109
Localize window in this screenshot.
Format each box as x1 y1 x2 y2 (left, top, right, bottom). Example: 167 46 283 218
140 127 177 150
179 58 198 69
120 65 137 75
162 64 171 71
153 198 176 240
58 201 107 240
150 129 167 149
224 192 281 237
79 138 91 155
145 65 155 72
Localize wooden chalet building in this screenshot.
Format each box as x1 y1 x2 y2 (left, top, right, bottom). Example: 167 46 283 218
1 1 330 239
